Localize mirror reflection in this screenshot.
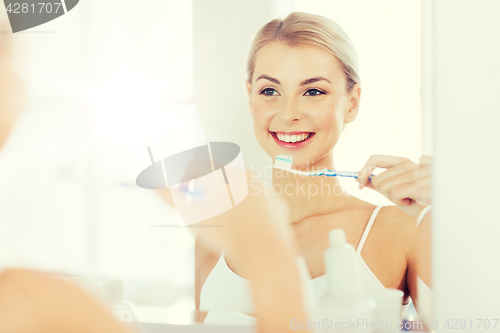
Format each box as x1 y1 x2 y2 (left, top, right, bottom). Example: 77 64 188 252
193 7 432 331
0 1 434 332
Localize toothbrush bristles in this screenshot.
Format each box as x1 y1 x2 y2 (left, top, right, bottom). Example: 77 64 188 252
274 154 293 170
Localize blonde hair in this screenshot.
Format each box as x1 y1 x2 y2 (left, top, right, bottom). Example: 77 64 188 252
246 12 360 93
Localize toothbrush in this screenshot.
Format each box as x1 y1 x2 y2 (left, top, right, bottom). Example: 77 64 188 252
274 154 373 181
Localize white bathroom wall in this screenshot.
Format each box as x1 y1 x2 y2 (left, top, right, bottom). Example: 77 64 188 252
0 0 198 308
431 0 500 330
192 0 273 174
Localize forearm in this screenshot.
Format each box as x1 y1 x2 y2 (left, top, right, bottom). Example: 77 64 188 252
0 269 135 333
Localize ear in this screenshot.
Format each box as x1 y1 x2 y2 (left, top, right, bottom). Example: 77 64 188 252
344 83 361 124
246 81 253 113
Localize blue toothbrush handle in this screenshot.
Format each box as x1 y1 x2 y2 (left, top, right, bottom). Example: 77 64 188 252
311 170 373 181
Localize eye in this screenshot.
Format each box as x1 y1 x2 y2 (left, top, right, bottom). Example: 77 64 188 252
260 88 279 96
304 89 325 96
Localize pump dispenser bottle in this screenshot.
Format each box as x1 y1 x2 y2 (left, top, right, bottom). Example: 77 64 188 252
315 229 376 333
325 229 363 299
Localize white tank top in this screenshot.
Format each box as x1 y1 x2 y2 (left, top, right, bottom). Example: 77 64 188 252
200 205 409 323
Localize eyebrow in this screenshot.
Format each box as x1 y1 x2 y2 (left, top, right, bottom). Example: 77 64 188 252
256 75 332 86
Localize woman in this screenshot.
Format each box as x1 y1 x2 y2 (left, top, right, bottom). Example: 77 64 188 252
197 12 432 324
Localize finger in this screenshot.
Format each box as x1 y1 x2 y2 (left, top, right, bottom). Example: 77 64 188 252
415 175 432 205
361 178 416 207
419 155 433 166
416 174 432 188
415 165 432 178
370 160 418 190
387 183 420 206
357 155 412 187
417 184 432 205
361 181 376 191
375 168 422 195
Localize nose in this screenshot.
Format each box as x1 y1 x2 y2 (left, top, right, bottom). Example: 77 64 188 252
277 96 302 126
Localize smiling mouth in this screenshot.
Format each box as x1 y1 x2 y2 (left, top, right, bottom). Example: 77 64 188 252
269 131 316 144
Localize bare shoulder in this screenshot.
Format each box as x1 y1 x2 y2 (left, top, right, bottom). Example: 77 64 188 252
342 198 417 233
377 205 417 228
375 205 418 249
355 203 418 289
345 198 418 254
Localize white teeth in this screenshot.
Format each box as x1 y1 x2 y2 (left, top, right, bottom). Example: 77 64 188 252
275 133 311 143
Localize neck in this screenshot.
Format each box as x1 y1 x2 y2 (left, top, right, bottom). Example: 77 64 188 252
272 164 352 224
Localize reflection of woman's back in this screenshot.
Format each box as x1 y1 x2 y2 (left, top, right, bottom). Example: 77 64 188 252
196 12 422 324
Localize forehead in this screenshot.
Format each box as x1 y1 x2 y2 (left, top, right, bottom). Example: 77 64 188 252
253 42 345 86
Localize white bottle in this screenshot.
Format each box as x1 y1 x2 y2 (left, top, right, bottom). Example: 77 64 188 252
315 229 376 333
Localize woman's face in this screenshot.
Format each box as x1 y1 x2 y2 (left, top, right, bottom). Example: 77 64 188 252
246 42 360 169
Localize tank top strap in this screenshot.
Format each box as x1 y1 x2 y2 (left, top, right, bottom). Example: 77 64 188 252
356 205 384 254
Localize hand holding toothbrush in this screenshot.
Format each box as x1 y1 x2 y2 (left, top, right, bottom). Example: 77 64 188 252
356 155 432 219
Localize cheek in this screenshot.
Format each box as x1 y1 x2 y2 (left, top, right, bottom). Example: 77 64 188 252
310 101 344 132
251 98 274 130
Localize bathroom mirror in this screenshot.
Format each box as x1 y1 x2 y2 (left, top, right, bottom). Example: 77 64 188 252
192 0 432 329
0 0 433 330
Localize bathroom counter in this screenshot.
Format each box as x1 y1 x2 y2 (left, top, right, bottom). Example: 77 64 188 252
136 322 429 333
132 306 255 332
132 306 429 332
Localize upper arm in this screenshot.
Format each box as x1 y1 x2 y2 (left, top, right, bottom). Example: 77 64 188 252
406 211 432 313
194 236 220 312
